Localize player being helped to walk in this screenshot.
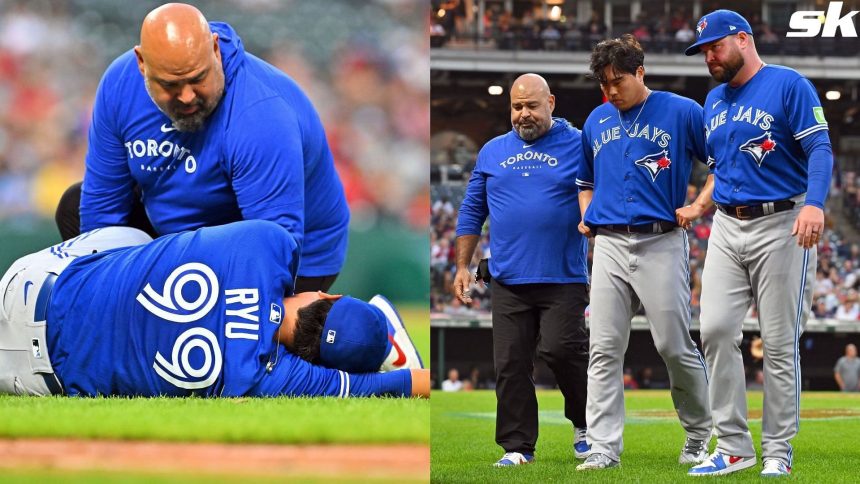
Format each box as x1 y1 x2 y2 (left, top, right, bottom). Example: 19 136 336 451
0 220 427 398
575 34 713 471
685 10 832 477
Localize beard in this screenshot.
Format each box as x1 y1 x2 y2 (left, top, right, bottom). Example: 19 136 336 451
514 121 546 141
708 51 745 83
145 78 225 132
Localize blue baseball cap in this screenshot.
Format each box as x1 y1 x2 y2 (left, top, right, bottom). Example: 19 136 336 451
318 296 388 373
684 10 753 56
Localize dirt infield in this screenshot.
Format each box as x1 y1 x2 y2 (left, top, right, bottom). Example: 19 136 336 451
0 439 429 480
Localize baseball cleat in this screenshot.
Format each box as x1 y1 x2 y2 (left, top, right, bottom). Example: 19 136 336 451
679 437 708 464
688 452 756 476
370 294 424 371
574 426 591 459
760 458 791 477
576 453 619 471
493 452 534 467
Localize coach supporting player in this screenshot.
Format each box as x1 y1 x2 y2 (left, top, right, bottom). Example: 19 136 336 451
574 35 712 471
0 220 427 398
453 74 590 467
685 10 832 477
54 3 348 292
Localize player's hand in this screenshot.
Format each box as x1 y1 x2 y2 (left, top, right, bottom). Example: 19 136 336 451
453 267 476 303
791 205 825 249
675 203 705 229
578 221 593 238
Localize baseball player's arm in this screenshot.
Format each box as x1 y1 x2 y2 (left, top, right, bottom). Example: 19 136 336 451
80 73 136 232
785 77 832 249
791 129 832 249
254 349 429 397
577 189 594 238
227 101 305 251
676 174 714 229
453 235 480 303
454 156 489 304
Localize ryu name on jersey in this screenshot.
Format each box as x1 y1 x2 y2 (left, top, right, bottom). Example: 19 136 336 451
47 221 297 397
703 65 829 205
578 91 707 226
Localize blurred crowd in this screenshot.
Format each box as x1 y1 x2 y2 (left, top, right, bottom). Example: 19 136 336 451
431 141 860 323
0 0 429 231
430 2 854 57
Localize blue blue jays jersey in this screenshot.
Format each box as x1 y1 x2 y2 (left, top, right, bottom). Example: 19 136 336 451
577 91 707 226
704 65 829 206
45 221 411 398
80 22 348 278
456 118 588 285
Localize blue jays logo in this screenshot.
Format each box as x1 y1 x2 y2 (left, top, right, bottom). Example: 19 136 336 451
634 150 672 182
697 18 707 36
740 132 777 167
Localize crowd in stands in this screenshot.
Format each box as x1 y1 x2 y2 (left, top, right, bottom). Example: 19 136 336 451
0 0 428 231
431 147 860 323
431 3 854 57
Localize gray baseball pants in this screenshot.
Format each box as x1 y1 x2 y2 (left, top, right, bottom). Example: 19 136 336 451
700 204 815 467
586 228 711 462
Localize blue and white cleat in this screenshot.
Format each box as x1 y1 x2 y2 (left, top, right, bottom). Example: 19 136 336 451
493 452 534 467
574 427 591 459
576 453 619 471
688 452 756 476
370 294 424 371
679 437 708 464
761 458 791 477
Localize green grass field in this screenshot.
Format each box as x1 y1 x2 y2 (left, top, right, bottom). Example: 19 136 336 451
432 389 860 483
0 306 429 444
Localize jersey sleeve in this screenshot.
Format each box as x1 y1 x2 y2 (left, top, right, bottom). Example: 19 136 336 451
785 76 829 141
224 99 305 253
250 348 412 397
686 101 708 165
576 125 594 190
80 69 136 232
455 148 490 236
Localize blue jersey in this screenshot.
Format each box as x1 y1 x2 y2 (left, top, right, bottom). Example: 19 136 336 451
577 91 707 226
46 221 409 398
456 118 588 285
80 22 349 277
703 65 830 206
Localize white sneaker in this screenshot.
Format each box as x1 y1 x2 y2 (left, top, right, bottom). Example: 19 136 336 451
371 295 424 371
688 452 756 476
761 458 791 477
573 427 591 459
493 452 534 467
679 437 708 464
576 453 619 471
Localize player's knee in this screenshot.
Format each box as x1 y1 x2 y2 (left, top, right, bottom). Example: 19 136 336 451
699 320 735 344
655 342 684 364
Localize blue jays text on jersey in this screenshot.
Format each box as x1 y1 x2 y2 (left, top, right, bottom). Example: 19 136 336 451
577 91 707 226
703 65 832 207
456 118 589 285
45 221 410 398
80 22 349 278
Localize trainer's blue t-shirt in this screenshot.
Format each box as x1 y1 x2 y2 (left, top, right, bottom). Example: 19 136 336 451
80 22 349 277
46 221 409 398
456 118 589 285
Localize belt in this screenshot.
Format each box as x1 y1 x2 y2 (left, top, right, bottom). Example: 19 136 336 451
599 221 677 235
716 200 795 220
34 273 63 395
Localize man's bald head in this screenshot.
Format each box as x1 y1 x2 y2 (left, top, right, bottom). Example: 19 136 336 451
509 73 555 141
511 74 551 99
134 3 225 132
